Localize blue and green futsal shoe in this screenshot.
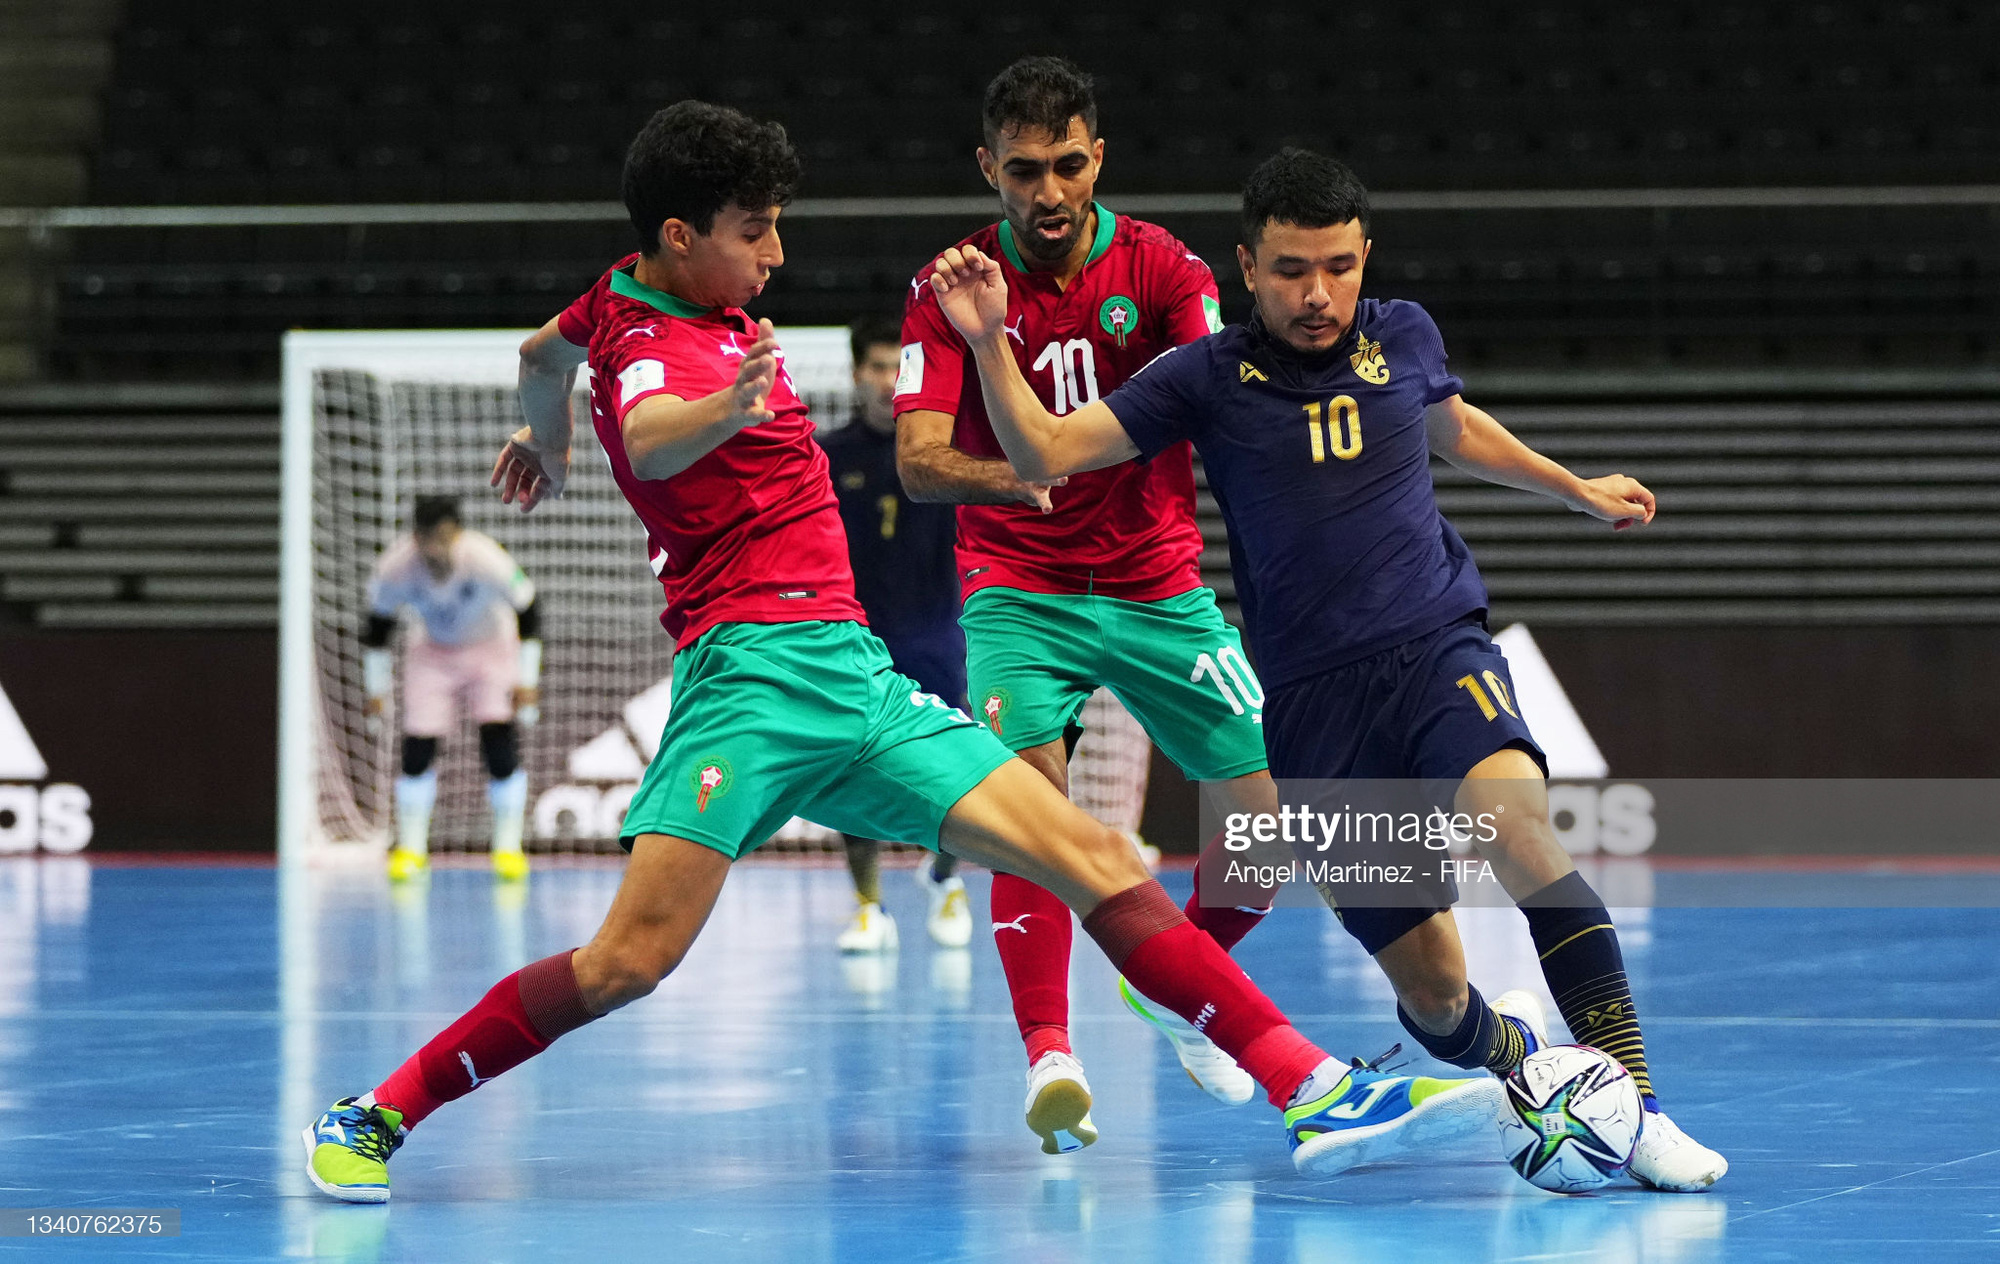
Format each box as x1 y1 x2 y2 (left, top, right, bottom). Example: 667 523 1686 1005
302 1097 406 1203
1287 1055 1503 1177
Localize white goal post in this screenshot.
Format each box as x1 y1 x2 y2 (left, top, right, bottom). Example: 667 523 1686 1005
278 327 1156 867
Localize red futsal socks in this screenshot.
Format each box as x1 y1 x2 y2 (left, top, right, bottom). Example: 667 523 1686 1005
371 948 596 1127
1183 831 1274 954
1082 881 1328 1107
990 871 1074 1064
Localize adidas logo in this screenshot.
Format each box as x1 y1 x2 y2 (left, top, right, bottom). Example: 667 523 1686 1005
531 676 673 841
0 674 92 854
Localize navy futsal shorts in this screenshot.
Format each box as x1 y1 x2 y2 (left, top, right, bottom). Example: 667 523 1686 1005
1262 615 1548 955
874 617 969 712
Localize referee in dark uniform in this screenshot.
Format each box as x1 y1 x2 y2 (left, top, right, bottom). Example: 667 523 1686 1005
819 317 973 951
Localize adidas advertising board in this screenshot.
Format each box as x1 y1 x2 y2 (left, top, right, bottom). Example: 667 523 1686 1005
0 674 92 854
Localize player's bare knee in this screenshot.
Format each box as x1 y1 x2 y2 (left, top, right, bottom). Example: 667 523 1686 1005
578 935 683 1010
1067 820 1148 895
1476 814 1573 892
1398 979 1471 1034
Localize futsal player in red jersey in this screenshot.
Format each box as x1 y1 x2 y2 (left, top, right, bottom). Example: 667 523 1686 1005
897 58 1281 1149
299 101 1499 1203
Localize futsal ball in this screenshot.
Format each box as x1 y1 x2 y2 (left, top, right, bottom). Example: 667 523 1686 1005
1498 1045 1644 1193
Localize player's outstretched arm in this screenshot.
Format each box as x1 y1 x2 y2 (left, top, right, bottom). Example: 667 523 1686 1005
495 317 588 512
1425 395 1656 531
929 246 1138 482
621 318 781 481
896 409 1064 511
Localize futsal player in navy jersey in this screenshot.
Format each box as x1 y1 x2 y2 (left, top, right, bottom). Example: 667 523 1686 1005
928 147 1727 1192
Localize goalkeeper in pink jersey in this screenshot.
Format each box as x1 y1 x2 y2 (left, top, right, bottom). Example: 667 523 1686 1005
361 494 542 882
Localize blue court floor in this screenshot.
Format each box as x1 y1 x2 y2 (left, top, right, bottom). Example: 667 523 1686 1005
2 856 1997 1263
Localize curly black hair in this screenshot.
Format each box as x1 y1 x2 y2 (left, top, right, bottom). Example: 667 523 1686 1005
622 100 802 255
1240 148 1371 250
982 55 1097 146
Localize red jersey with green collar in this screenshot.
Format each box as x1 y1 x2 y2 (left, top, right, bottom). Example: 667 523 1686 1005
561 257 863 647
895 206 1220 602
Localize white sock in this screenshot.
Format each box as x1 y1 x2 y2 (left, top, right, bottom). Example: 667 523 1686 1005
1287 1056 1352 1109
394 770 437 856
488 769 527 855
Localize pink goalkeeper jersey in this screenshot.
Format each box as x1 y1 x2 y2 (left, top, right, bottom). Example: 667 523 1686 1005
367 530 532 648
559 257 864 648
895 206 1221 602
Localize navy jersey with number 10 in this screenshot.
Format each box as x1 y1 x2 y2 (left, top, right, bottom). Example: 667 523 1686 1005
1106 299 1489 691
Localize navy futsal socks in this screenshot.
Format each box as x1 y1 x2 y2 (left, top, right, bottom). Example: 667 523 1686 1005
1396 983 1529 1074
1520 871 1657 1103
840 835 882 905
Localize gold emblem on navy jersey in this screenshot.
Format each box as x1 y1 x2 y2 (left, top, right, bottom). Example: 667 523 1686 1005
1350 332 1390 385
1238 360 1268 384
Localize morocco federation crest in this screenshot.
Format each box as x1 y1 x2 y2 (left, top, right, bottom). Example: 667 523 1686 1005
690 756 734 813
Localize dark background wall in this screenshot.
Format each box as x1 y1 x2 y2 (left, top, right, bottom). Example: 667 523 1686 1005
1529 623 2000 778
0 629 276 850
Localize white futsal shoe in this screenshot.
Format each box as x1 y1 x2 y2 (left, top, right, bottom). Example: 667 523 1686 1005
1117 976 1256 1105
835 902 899 953
914 863 974 948
1630 1109 1729 1191
1024 1051 1098 1155
1489 989 1550 1063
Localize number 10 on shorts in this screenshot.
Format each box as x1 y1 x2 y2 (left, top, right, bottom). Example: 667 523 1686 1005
1193 646 1264 718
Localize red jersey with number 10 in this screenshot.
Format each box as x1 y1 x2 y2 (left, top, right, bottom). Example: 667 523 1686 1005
559 256 863 647
896 206 1220 602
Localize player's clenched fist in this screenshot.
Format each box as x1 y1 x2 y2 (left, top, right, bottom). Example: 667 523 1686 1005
929 246 1010 344
1569 473 1656 531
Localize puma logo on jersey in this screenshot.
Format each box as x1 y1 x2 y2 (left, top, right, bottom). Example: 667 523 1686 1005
993 914 1033 934
621 324 659 339
719 335 785 361
458 1051 495 1088
1239 361 1268 383
1005 317 1026 345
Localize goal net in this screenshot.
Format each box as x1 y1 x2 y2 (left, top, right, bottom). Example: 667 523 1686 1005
278 329 1157 865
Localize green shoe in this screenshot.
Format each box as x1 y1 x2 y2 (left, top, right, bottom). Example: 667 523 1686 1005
302 1097 406 1203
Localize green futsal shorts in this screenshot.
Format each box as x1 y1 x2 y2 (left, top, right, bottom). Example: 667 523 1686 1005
619 620 1013 860
960 585 1268 781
